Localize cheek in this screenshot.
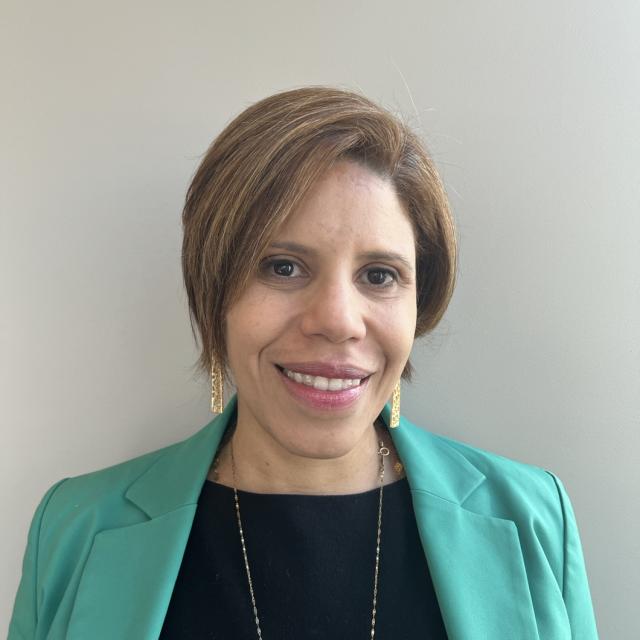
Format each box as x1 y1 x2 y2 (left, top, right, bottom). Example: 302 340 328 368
373 312 415 371
395 321 416 360
225 290 286 361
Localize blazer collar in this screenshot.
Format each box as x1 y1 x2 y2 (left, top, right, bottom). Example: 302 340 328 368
124 395 235 518
383 402 485 505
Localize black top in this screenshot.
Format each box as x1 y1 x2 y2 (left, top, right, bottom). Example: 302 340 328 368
160 477 448 639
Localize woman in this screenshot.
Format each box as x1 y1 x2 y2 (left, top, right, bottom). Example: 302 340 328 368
9 87 598 639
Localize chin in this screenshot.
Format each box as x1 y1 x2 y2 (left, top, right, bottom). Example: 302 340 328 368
273 426 364 461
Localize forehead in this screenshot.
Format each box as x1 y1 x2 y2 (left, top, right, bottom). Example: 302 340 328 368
273 161 416 255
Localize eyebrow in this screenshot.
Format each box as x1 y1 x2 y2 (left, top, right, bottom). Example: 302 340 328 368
267 241 415 272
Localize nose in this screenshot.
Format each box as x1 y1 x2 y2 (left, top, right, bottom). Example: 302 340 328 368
299 274 367 343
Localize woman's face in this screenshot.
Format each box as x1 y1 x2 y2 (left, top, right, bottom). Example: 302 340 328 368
225 160 417 460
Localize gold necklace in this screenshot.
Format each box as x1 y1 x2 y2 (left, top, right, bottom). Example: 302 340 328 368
229 439 390 639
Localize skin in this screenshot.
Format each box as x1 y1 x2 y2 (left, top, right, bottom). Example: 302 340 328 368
211 160 417 494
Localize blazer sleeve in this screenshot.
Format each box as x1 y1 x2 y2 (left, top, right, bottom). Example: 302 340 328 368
8 478 68 640
546 471 599 639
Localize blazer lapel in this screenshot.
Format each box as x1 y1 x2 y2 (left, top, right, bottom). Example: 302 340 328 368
66 505 199 639
386 406 540 640
66 398 237 640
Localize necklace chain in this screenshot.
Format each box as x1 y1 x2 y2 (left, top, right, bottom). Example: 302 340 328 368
229 439 390 640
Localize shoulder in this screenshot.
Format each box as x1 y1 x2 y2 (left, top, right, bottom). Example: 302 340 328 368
397 419 598 636
37 436 187 537
51 438 178 495
438 428 559 492
398 417 564 520
10 427 215 638
398 417 569 576
32 406 227 536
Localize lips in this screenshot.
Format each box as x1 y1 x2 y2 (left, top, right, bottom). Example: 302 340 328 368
275 362 372 413
276 362 373 379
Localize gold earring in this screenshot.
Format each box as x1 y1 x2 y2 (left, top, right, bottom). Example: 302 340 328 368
210 360 224 414
390 380 401 428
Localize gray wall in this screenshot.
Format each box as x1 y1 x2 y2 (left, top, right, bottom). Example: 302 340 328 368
2 1 638 636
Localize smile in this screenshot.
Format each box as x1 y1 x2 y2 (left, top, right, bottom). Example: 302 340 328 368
280 366 365 391
275 365 371 411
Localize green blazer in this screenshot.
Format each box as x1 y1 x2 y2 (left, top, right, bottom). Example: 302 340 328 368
9 394 598 639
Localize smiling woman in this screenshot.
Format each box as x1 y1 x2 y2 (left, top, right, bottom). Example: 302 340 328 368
9 87 598 640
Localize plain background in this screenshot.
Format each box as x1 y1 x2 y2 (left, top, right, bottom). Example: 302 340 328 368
2 1 638 637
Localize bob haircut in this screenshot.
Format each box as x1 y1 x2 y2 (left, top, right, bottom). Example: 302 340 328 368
181 86 457 385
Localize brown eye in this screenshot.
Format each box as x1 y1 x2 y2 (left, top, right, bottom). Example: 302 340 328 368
365 268 396 286
272 260 295 276
259 258 303 279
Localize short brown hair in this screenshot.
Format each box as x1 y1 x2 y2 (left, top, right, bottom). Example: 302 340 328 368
181 86 457 384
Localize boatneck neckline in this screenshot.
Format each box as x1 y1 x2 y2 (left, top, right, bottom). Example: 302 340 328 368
204 475 408 499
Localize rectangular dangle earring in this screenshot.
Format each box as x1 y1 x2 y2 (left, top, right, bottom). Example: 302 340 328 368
211 361 224 414
390 380 401 428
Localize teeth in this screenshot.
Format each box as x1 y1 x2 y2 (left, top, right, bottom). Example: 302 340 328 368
282 367 363 391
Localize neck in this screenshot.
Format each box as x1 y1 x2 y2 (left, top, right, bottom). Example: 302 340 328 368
210 415 402 495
